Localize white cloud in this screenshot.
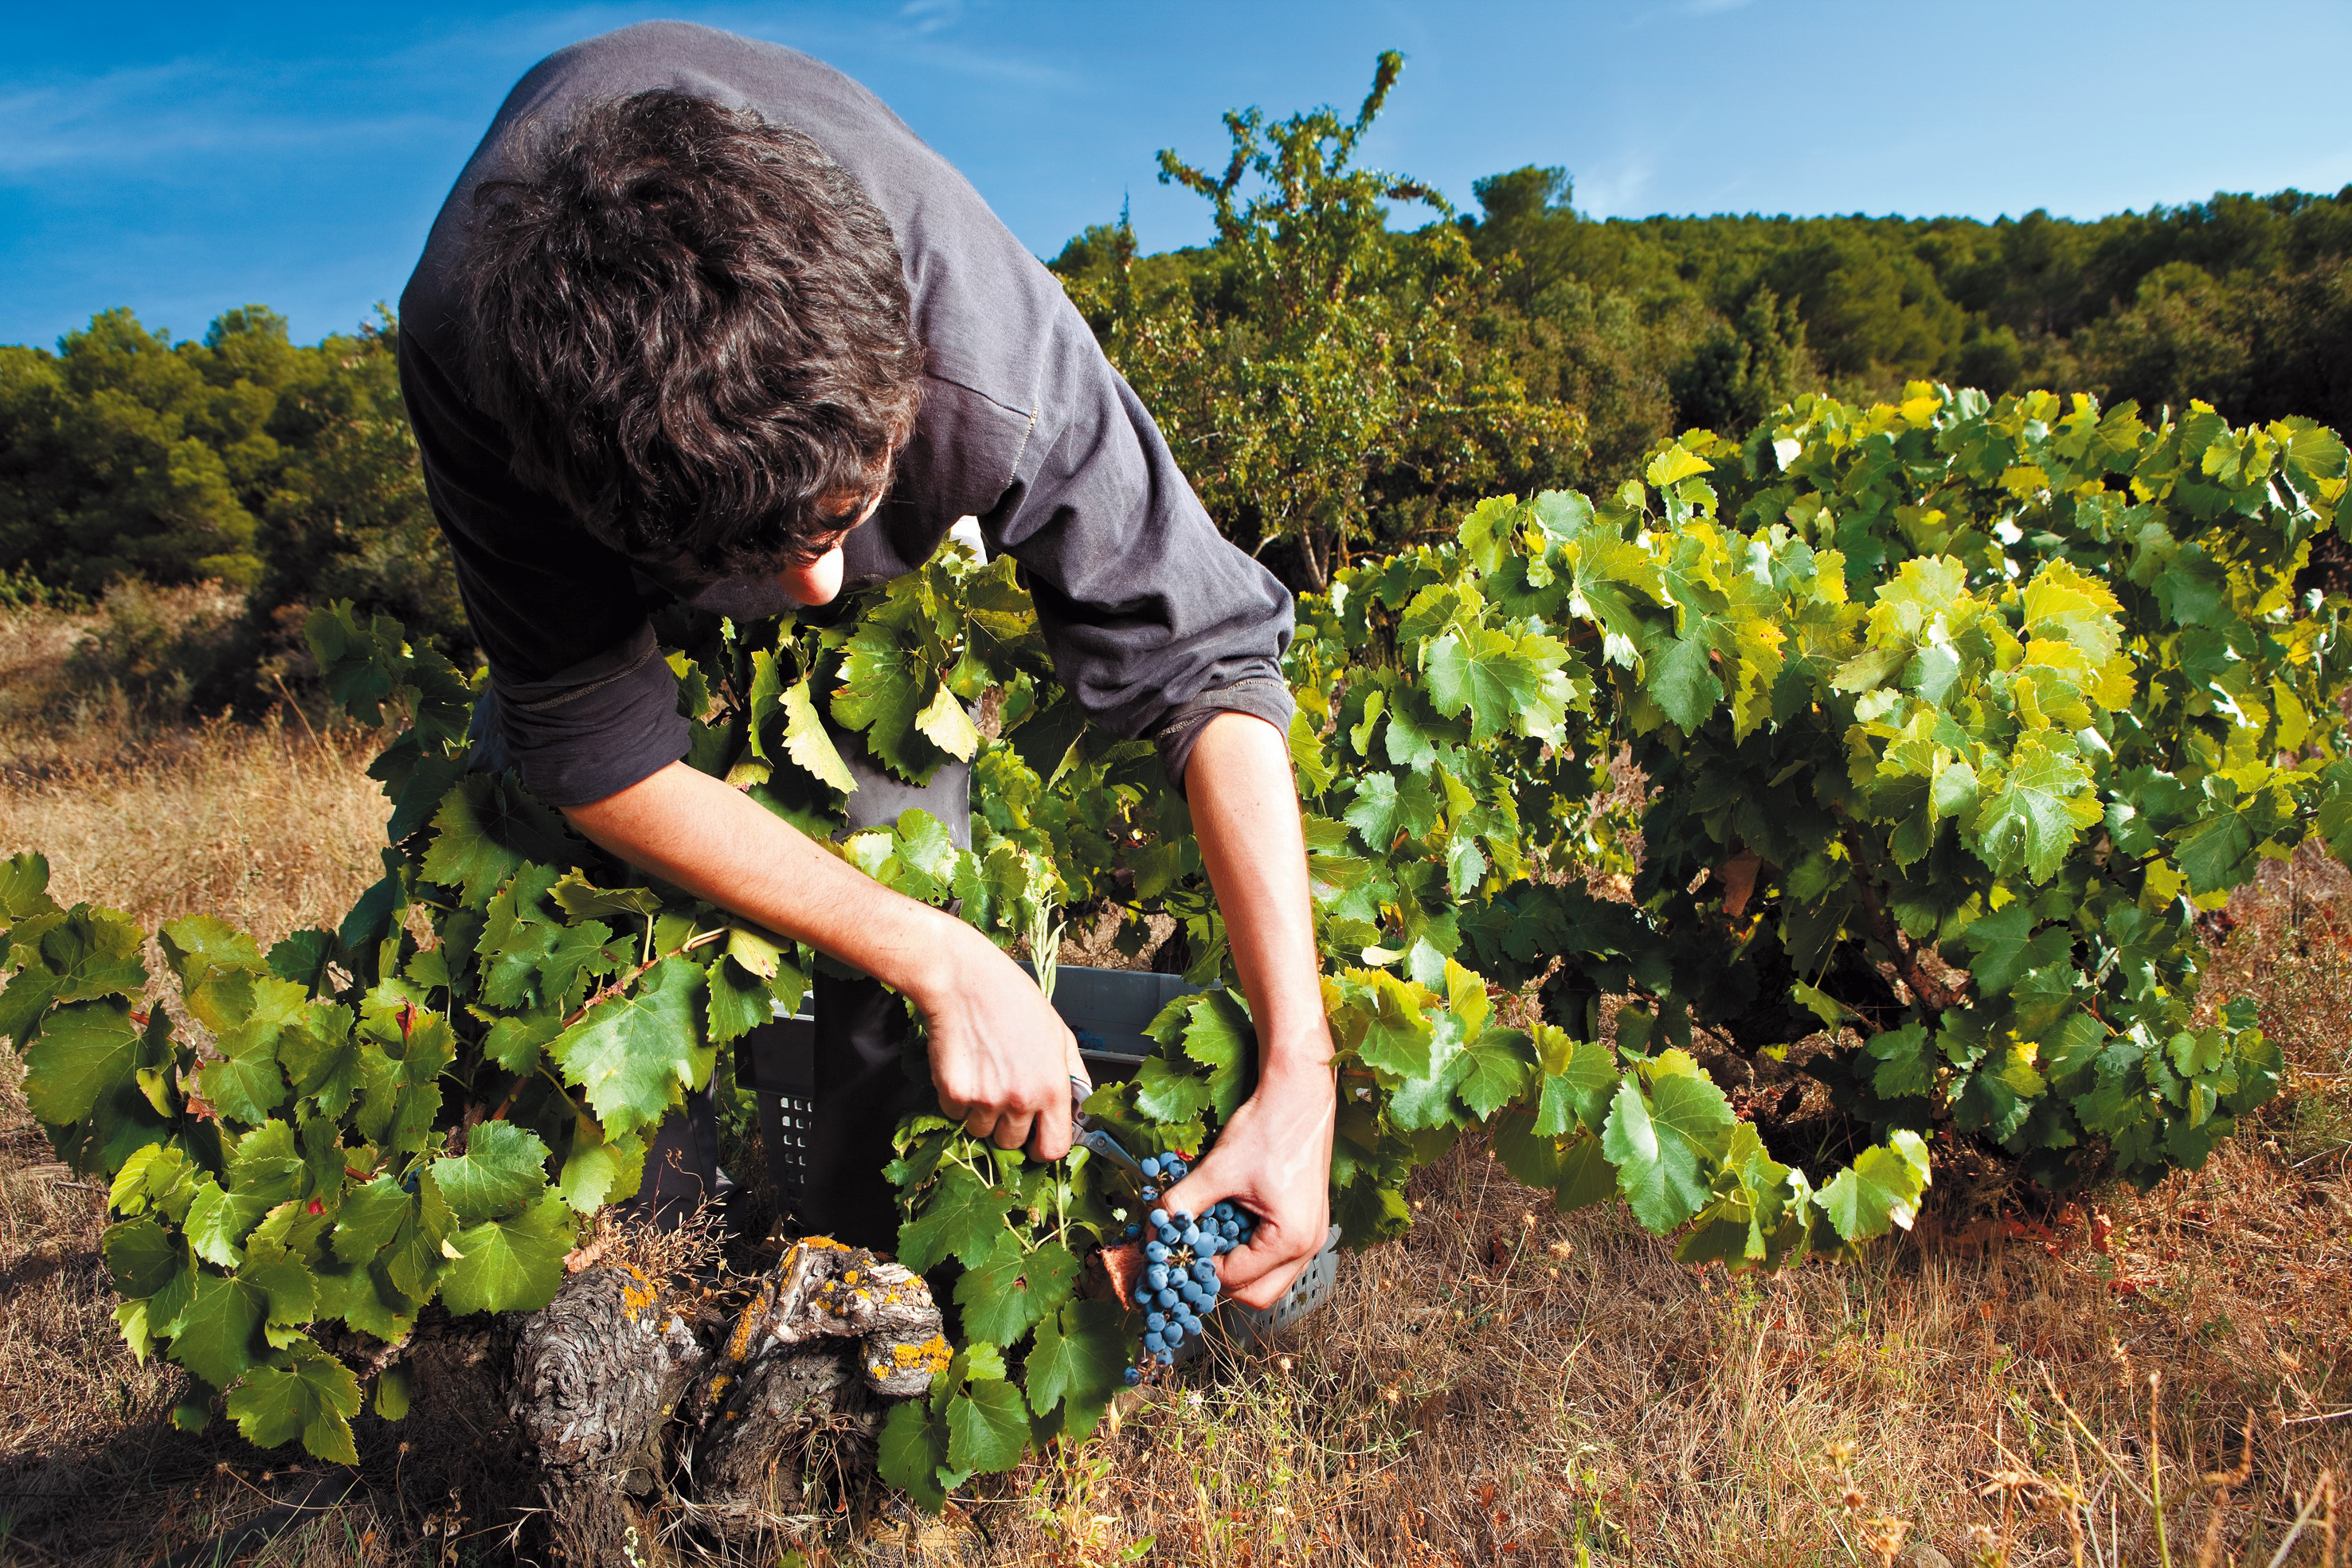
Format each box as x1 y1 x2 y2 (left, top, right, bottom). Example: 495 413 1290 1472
899 0 965 35
1573 152 1658 218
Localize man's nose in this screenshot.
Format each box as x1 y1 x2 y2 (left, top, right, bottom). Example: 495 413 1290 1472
778 546 845 607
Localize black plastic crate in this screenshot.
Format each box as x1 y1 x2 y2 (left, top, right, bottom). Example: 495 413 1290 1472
741 1003 817 1212
737 964 1200 1213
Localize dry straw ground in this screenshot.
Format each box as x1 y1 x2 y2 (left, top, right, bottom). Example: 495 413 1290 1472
0 592 2344 1566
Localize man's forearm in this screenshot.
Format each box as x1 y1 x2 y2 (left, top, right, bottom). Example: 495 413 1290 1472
561 760 1084 1157
1164 708 1335 1304
1185 711 1334 1088
560 761 971 1004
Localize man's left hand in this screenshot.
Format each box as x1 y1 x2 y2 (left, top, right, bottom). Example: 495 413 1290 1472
1161 1054 1336 1310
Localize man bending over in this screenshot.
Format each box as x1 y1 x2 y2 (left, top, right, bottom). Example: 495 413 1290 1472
397 22 1336 1308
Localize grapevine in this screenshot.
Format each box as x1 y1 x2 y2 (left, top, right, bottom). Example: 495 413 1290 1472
0 388 2343 1511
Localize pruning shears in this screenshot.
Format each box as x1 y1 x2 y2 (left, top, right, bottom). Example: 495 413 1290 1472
1069 1073 1149 1187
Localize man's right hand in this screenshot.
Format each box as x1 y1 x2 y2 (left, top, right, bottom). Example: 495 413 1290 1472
907 921 1086 1162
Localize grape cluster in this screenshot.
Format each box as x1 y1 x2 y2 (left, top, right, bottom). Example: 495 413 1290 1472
1121 1152 1258 1383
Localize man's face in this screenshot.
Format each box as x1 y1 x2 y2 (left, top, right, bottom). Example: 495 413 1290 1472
775 487 884 606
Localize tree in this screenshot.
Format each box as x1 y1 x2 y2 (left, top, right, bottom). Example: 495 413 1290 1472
226 313 466 694
1058 55 1582 591
1668 286 1809 435
0 309 266 592
0 306 468 700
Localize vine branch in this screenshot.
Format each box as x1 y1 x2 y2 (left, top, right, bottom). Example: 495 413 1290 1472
1839 823 1966 1015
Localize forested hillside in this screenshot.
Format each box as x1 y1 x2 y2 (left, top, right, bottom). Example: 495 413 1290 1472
1033 45 2352 584
1462 169 2352 460
0 308 463 702
1 49 2346 667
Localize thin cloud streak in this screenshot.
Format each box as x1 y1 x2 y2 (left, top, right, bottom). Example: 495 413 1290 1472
0 57 456 179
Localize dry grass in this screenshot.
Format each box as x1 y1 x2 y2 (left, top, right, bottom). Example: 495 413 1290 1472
0 585 385 947
0 596 2346 1566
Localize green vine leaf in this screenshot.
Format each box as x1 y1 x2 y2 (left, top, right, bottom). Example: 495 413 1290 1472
953 1232 1081 1347
1818 1130 1932 1241
1600 1055 1736 1234
945 1378 1032 1476
1023 1298 1126 1436
431 1122 550 1222
225 1339 363 1464
440 1195 575 1316
896 1163 1013 1274
549 956 710 1140
878 1399 950 1511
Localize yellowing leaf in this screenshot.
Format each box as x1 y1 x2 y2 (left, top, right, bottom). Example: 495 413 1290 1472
1645 445 1713 487
915 683 980 761
781 676 858 793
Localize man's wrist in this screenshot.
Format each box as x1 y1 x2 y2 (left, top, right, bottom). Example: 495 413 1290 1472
875 903 987 1013
1254 1032 1337 1102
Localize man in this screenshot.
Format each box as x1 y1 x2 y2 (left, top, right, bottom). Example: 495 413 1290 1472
398 22 1335 1308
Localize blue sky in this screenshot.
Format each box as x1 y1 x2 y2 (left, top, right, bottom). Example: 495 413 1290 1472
6 1 2351 350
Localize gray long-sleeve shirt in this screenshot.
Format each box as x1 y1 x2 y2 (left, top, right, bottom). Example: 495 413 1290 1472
397 21 1293 807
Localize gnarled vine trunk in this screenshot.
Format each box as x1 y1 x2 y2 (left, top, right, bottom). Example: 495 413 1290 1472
502 1238 944 1563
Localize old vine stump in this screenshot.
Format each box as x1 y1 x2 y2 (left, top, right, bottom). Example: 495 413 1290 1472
505 1238 945 1562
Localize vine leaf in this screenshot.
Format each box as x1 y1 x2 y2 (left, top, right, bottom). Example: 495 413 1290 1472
420 775 572 905
1342 968 1438 1080
1023 1298 1126 1437
1424 625 1571 743
549 956 710 1140
159 914 264 1030
1177 990 1254 1122
198 979 311 1124
21 998 138 1125
1818 1130 1931 1240
167 1273 266 1390
781 676 859 793
725 925 785 981
895 1163 1012 1273
945 1378 1032 1475
431 1122 550 1222
879 1400 949 1511
1454 1026 1536 1120
1601 1054 1736 1233
1864 1021 1937 1098
547 871 661 922
330 1175 410 1265
439 1195 574 1315
479 1011 560 1075
558 1116 645 1214
1970 737 2101 883
225 1340 362 1464
185 1179 267 1269
103 1216 179 1297
1956 901 2069 997
1133 1053 1212 1124
1645 634 1723 733
705 956 770 1046
953 1233 1080 1347
916 684 980 761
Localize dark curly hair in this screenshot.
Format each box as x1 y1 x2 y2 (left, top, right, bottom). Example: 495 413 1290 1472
460 90 923 572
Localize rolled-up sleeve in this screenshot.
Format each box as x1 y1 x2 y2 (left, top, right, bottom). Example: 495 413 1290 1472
983 319 1295 793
